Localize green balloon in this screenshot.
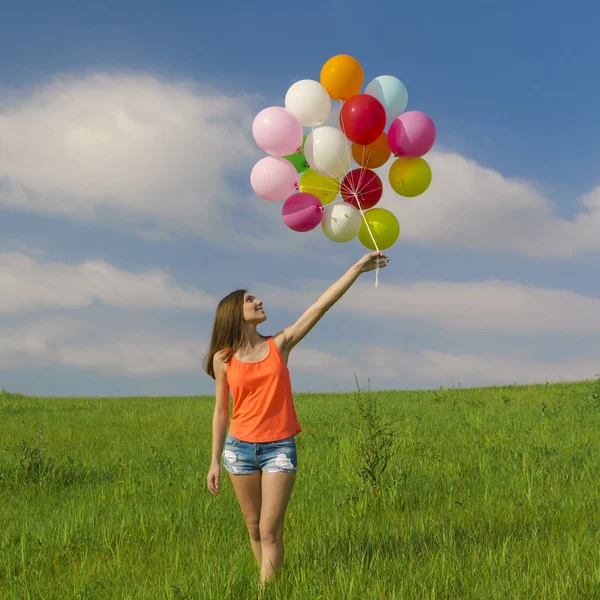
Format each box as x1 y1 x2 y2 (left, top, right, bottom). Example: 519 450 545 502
283 134 309 174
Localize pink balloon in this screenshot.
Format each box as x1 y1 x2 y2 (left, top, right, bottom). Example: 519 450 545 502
282 193 323 232
388 111 436 158
250 157 299 201
252 107 303 156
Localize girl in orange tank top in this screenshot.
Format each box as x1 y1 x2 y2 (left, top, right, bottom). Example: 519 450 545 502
226 336 301 443
203 251 389 587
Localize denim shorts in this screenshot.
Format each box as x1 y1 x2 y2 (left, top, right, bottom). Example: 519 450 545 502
222 433 298 475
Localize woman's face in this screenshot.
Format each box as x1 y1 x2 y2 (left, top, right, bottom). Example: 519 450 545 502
243 292 267 324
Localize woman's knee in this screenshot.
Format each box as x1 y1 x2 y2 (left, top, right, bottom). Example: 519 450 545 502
259 520 283 545
246 520 261 542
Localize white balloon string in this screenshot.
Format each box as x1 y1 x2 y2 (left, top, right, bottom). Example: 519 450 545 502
309 103 381 287
355 152 369 192
330 136 351 183
352 191 380 288
344 136 383 288
302 184 338 193
361 143 370 171
305 124 348 184
306 124 346 184
306 163 344 185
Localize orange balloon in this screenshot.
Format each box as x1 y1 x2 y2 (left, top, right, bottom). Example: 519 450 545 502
352 133 392 169
320 54 364 102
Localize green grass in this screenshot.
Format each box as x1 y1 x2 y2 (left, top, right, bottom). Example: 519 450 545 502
1 379 600 599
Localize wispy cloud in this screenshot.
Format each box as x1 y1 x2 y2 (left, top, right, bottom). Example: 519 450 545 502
290 342 599 389
0 73 260 244
3 316 597 387
259 278 600 333
0 252 215 313
0 315 208 375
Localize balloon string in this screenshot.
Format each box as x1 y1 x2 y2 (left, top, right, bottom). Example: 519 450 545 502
352 192 380 288
311 106 381 287
302 185 341 194
340 102 380 288
303 183 384 196
330 132 352 184
308 124 345 184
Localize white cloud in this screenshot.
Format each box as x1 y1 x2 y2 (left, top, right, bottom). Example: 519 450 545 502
259 278 600 333
1 73 599 259
0 316 208 375
0 73 267 244
0 316 95 369
0 251 215 313
2 314 348 379
320 343 600 388
288 347 351 373
2 250 597 390
375 151 600 258
56 338 207 375
0 72 337 256
2 316 597 388
582 186 600 209
289 343 599 389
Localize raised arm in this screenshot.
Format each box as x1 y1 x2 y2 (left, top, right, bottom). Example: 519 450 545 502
278 251 388 352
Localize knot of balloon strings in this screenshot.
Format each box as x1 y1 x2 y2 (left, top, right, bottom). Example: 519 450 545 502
353 192 380 288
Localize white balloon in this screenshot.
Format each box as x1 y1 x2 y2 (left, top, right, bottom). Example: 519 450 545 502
304 127 351 179
321 202 362 243
285 79 331 127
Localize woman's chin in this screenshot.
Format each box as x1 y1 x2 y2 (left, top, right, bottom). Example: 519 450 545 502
246 314 267 325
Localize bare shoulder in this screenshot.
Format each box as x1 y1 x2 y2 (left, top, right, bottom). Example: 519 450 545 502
213 350 228 377
271 330 290 350
271 330 293 364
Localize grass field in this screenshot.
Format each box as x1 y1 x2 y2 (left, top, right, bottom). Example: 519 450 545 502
1 378 600 599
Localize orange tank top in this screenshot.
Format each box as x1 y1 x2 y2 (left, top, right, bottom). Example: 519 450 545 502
226 336 301 443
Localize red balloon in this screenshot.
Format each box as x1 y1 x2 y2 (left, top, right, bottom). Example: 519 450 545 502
340 94 386 146
340 168 383 210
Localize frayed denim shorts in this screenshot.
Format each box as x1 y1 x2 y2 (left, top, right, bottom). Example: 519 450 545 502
222 433 297 475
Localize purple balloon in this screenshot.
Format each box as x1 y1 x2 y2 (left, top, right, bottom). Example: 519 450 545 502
388 111 436 158
282 192 324 232
250 157 299 201
252 107 303 156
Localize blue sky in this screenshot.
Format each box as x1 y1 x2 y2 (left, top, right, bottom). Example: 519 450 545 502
1 0 599 397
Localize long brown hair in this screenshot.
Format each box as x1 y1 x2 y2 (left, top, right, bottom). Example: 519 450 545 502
203 289 247 379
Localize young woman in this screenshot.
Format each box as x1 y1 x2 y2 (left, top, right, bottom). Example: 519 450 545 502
204 251 388 585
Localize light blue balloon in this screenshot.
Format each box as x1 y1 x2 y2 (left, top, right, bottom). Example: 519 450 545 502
364 75 408 121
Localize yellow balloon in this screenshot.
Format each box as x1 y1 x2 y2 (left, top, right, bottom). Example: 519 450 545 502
320 54 364 102
357 208 400 251
299 169 339 205
388 157 432 197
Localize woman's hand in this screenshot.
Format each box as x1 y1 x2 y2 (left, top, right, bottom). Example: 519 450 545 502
207 463 221 496
356 251 389 273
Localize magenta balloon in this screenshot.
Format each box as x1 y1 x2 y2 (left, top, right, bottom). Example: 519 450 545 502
252 107 303 156
282 192 324 232
250 156 299 201
388 111 436 158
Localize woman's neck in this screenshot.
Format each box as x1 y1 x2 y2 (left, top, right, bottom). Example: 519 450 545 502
241 325 264 349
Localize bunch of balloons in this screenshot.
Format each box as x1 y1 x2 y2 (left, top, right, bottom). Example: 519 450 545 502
250 54 435 261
